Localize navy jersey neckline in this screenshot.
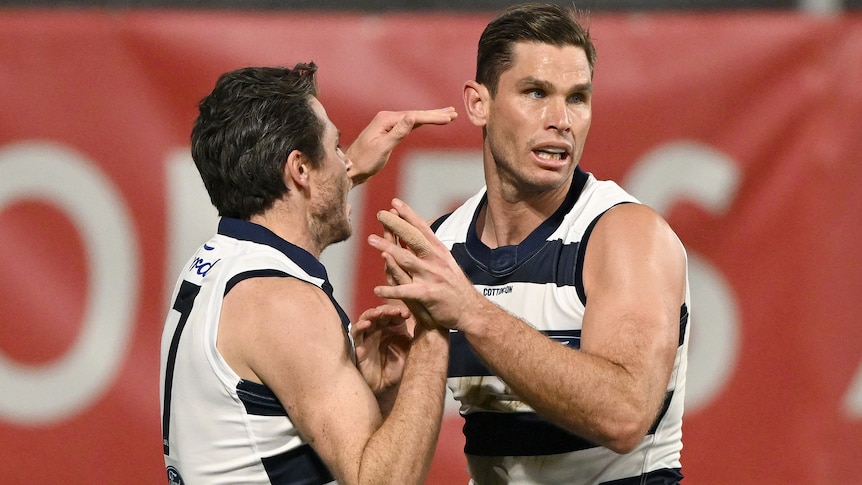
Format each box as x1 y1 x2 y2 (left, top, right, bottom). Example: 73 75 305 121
465 167 589 274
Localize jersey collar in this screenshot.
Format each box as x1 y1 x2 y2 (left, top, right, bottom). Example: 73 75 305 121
217 217 330 283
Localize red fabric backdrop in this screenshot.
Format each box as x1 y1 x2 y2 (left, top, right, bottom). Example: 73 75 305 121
1 9 861 484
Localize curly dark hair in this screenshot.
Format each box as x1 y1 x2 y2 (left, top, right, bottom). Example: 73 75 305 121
191 63 324 219
476 3 596 97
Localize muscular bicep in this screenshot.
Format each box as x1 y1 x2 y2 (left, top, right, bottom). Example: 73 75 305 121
580 204 686 390
224 277 381 484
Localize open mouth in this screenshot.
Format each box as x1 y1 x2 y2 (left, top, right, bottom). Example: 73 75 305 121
533 147 570 164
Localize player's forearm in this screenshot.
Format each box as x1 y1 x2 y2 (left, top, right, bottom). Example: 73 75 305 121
461 304 654 453
358 328 449 485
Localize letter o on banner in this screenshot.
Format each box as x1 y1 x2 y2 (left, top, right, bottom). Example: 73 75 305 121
0 142 139 425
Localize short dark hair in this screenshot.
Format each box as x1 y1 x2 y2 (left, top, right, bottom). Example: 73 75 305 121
476 3 596 97
191 63 324 219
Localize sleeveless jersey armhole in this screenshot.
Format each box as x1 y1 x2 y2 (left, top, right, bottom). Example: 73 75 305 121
574 202 634 306
224 269 292 296
224 269 349 331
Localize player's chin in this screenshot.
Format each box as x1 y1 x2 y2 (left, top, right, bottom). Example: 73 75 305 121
523 173 570 193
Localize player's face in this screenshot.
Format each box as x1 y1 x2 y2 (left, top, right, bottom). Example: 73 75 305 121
484 42 592 196
307 98 352 249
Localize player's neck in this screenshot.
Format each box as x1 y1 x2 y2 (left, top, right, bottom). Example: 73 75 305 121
480 180 570 248
249 200 321 258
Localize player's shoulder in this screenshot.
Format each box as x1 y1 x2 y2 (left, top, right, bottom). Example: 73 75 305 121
593 202 680 251
229 275 331 319
603 201 661 222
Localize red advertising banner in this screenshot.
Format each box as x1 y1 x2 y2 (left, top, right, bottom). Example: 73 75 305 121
1 9 861 484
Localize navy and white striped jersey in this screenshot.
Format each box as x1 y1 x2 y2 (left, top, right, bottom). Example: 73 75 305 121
435 168 690 484
160 218 345 485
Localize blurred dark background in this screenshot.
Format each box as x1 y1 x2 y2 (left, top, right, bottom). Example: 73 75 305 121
1 0 859 12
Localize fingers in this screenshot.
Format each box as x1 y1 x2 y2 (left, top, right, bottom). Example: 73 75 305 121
381 221 402 286
354 304 408 338
385 107 458 141
392 107 458 128
377 210 433 258
356 303 409 323
368 233 424 281
384 251 413 286
368 205 434 292
373 282 408 301
365 241 413 300
389 198 447 256
406 106 458 127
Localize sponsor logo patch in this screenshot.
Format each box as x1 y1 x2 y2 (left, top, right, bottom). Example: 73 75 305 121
167 466 185 485
483 285 513 297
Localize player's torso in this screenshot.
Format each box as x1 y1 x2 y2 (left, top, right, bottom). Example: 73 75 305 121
159 218 338 485
435 169 687 484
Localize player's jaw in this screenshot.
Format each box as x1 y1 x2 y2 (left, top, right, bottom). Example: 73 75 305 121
310 174 352 251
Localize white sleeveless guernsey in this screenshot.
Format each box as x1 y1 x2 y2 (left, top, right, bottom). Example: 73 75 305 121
160 218 345 485
434 168 690 484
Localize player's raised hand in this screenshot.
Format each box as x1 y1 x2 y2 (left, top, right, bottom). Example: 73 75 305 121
368 199 480 331
346 107 457 187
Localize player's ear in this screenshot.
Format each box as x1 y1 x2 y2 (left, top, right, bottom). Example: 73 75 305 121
464 80 490 128
285 150 311 190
